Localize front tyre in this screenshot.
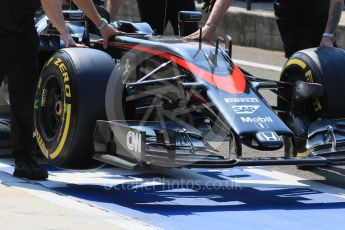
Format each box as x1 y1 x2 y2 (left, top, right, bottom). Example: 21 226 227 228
35 48 115 169
279 47 345 156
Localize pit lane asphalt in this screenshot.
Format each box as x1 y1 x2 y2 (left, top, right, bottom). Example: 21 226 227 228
230 45 345 189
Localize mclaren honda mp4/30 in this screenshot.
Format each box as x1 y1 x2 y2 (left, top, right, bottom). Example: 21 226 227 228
33 8 345 170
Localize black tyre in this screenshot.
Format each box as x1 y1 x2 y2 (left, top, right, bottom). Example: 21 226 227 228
279 47 345 153
105 67 125 121
35 48 115 169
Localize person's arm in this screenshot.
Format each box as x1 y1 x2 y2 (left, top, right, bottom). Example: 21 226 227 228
41 0 124 48
41 0 75 46
320 0 344 47
185 0 232 41
71 0 125 48
107 0 122 21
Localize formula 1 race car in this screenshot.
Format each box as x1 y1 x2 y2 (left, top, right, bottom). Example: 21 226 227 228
33 8 345 170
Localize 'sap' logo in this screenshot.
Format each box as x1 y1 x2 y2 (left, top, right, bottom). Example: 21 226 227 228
232 105 259 114
126 131 141 153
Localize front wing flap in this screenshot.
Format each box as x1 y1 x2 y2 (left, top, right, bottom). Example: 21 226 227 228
93 120 237 168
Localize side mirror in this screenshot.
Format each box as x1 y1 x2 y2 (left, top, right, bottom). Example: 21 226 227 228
62 10 84 21
226 34 233 58
294 80 324 99
178 11 202 36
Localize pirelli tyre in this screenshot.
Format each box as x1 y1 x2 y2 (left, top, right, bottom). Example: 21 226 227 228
279 47 345 154
35 48 115 169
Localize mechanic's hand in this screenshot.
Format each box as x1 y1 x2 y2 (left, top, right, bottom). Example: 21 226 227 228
320 36 335 48
100 24 126 49
185 25 215 42
60 33 87 48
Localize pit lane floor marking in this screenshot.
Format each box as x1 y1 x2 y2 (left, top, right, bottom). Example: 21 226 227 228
233 59 283 72
0 162 159 230
1 158 345 230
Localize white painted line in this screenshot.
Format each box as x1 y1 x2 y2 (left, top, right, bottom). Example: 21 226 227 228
2 157 345 227
233 59 283 72
245 167 345 199
0 171 159 230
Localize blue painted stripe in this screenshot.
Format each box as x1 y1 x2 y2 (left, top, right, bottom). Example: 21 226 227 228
1 158 345 230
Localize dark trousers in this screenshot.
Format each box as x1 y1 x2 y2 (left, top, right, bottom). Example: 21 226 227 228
274 4 328 58
136 0 198 36
0 32 39 162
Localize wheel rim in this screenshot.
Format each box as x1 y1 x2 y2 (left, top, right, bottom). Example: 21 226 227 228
39 75 64 141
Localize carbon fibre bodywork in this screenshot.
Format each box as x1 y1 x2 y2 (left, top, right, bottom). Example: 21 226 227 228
34 9 345 169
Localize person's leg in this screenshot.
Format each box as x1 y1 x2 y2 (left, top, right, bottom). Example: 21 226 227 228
275 18 312 58
309 15 329 47
6 50 38 163
0 41 11 149
168 0 198 36
275 4 330 58
5 33 48 180
136 0 166 35
274 4 310 58
0 60 6 85
0 39 8 84
0 64 10 139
